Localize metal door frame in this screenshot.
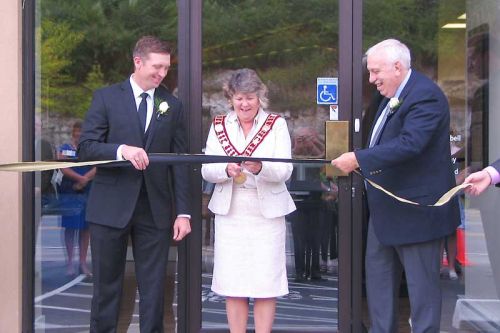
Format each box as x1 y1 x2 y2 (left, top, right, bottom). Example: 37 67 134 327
180 1 365 332
21 0 365 332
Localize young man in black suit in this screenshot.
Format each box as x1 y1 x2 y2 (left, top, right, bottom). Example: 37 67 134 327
78 36 191 333
332 39 460 333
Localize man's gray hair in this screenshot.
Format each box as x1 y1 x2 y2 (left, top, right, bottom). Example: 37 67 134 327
366 39 411 69
223 68 269 109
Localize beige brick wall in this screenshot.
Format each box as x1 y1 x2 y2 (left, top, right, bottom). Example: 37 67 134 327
0 1 22 332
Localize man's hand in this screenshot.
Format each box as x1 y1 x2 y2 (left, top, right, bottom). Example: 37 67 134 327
172 216 191 241
121 145 149 170
464 170 491 196
331 152 359 174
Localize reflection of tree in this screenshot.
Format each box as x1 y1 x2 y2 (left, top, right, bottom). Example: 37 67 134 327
363 0 449 70
361 1 466 146
40 20 88 117
39 0 178 117
40 0 465 118
203 0 338 112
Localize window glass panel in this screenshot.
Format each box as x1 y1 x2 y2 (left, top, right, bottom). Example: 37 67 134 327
461 1 500 332
201 1 340 331
363 1 500 332
33 1 179 331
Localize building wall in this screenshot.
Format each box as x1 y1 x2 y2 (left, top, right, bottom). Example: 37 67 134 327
0 2 22 332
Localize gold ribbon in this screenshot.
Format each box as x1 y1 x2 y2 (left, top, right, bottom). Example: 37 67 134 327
0 160 118 172
0 155 469 207
354 170 471 207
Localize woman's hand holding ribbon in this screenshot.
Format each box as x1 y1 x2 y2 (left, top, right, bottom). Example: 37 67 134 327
226 162 242 178
241 160 262 175
226 162 247 184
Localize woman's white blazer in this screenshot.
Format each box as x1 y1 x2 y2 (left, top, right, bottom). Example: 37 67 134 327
201 111 296 219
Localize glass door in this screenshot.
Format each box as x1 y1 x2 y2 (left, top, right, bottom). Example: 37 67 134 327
458 1 500 332
31 1 181 332
200 1 341 331
361 1 500 332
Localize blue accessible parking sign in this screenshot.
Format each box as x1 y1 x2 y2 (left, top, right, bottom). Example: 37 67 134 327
317 77 338 105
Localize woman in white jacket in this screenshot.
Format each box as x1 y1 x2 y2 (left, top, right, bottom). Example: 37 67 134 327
202 68 296 333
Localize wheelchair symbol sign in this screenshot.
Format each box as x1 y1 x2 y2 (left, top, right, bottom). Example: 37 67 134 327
317 78 338 105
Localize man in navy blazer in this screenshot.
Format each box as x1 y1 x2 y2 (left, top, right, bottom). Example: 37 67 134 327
464 159 500 195
332 39 460 333
78 36 191 333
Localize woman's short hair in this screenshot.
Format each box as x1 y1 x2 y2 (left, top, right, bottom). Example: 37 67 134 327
366 39 411 69
223 68 269 109
133 36 172 59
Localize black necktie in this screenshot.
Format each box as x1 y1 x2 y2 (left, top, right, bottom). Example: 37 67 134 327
138 92 148 132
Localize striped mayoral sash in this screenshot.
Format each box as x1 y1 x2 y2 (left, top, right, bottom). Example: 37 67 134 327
213 114 280 158
213 114 280 184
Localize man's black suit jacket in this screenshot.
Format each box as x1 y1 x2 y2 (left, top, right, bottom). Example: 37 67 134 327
78 80 191 229
356 70 460 246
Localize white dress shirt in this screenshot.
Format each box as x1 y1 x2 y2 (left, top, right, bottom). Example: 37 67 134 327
116 76 155 160
115 77 190 220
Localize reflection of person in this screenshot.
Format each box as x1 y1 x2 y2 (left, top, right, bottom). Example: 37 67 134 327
35 114 55 207
78 36 191 333
289 129 327 281
291 191 322 281
35 114 55 244
288 167 325 282
58 121 95 276
291 126 325 158
201 68 295 332
332 39 460 333
320 172 338 272
440 133 466 280
464 159 500 195
201 179 215 245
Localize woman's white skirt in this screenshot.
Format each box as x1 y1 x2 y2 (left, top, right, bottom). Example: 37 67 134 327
211 186 288 298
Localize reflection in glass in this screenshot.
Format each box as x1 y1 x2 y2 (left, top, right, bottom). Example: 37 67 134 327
362 0 500 332
457 1 500 331
34 1 179 331
202 0 339 331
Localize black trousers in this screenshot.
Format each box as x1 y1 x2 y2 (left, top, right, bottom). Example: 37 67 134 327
290 201 323 278
89 187 171 333
320 204 338 262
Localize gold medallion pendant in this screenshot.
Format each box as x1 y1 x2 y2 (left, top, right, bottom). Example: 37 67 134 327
233 173 247 184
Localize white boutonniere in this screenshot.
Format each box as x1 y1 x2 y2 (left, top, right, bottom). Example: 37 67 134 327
155 97 170 119
388 97 402 114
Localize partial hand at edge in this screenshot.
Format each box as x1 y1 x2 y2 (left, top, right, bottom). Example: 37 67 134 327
464 170 491 196
331 152 359 174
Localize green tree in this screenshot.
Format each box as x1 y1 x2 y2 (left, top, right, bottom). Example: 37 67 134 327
39 19 85 115
202 0 338 111
39 0 177 117
41 0 178 83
